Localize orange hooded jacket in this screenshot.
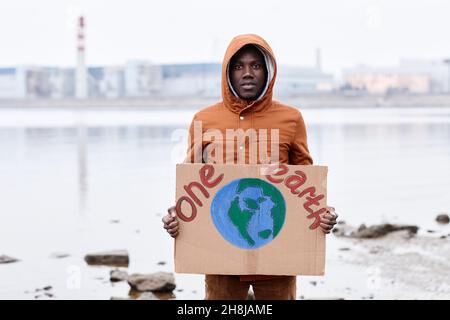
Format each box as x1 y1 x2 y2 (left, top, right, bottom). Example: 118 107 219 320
184 34 313 281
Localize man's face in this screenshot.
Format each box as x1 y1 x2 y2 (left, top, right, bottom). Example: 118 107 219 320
229 45 268 101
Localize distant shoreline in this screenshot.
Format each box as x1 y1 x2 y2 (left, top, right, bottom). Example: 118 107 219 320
1 94 450 110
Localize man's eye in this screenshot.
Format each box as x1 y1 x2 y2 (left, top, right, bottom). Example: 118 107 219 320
234 65 242 70
253 64 261 69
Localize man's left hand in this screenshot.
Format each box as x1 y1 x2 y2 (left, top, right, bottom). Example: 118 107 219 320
320 206 338 234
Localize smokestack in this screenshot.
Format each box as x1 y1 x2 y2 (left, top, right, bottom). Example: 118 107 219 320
76 16 88 99
315 48 322 72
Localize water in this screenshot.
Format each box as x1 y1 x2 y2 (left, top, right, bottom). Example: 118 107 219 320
0 106 449 299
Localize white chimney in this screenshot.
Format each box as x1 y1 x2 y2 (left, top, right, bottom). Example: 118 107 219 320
76 16 88 99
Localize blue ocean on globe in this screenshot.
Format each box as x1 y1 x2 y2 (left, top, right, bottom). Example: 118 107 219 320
210 178 286 250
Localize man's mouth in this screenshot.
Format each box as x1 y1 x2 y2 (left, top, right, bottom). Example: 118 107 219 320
241 83 256 89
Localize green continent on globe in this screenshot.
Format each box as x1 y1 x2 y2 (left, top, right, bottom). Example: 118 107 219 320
227 179 285 247
228 196 255 246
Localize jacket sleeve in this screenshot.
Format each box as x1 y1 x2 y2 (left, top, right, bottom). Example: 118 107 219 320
183 114 204 164
289 112 313 165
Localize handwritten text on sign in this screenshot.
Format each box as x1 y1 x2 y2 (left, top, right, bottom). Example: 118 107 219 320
175 164 326 229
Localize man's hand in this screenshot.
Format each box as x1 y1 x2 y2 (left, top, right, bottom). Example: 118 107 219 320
162 206 179 238
320 206 338 234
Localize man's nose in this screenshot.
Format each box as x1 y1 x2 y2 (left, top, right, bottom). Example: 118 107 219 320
243 65 254 78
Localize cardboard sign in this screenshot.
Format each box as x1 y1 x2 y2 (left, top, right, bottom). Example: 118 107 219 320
174 163 328 276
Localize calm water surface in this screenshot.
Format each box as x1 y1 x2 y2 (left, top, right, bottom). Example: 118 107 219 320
0 106 449 299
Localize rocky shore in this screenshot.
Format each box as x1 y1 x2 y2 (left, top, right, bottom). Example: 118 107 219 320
2 213 449 300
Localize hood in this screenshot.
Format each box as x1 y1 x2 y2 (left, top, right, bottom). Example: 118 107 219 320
221 34 277 114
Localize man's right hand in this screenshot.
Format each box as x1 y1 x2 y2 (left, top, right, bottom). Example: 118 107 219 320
162 206 179 238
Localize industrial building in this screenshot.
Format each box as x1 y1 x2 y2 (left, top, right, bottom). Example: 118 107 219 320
343 60 450 94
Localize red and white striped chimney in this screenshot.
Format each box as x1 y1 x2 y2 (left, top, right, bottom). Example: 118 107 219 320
76 16 88 99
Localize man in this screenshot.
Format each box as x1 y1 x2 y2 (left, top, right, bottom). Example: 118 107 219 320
162 34 338 300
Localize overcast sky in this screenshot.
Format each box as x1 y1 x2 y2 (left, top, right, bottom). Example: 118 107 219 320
0 0 449 75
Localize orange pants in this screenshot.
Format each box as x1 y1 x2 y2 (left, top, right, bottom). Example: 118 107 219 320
205 275 296 300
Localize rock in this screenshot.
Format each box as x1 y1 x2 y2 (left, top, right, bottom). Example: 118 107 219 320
357 224 367 232
436 214 450 224
49 252 70 259
157 261 166 266
332 226 349 237
427 230 436 233
0 255 19 264
137 292 159 300
127 272 176 292
84 250 129 267
310 281 317 286
110 269 129 282
338 247 351 251
36 286 52 292
110 219 120 224
110 297 132 300
351 224 418 239
332 223 354 237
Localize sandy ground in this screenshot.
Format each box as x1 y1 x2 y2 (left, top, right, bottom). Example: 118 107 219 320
300 230 450 300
